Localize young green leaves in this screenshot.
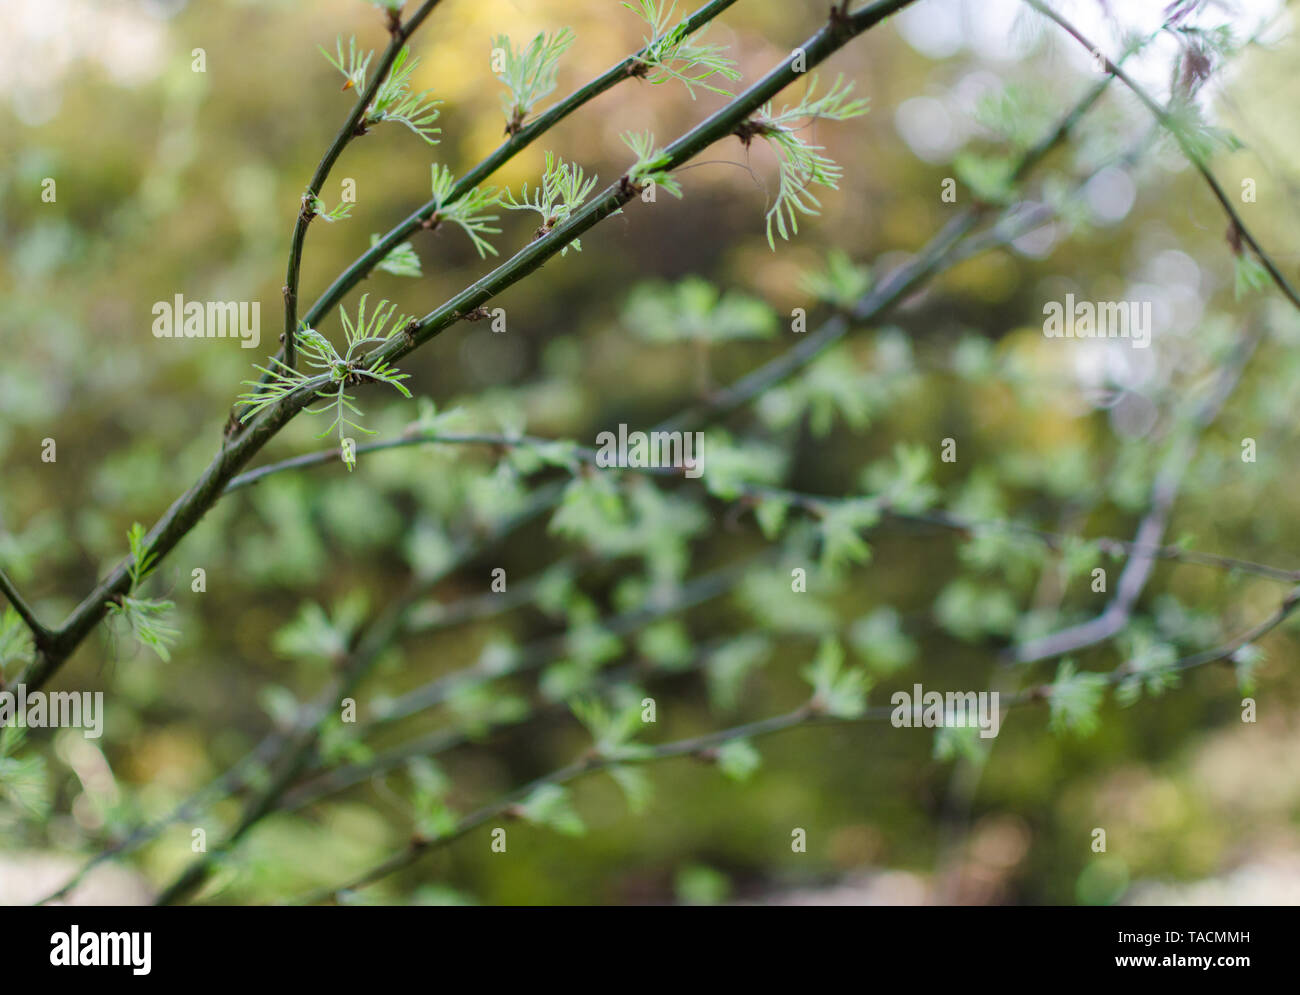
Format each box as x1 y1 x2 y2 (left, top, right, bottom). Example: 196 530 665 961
1047 660 1109 736
321 39 442 143
622 275 776 344
0 726 48 818
428 165 502 258
273 596 367 665
621 130 683 199
369 48 442 142
491 28 576 134
625 0 740 98
309 194 353 225
515 783 585 836
322 35 372 92
571 693 649 761
0 607 33 679
106 523 178 662
238 295 413 470
799 250 872 310
571 691 654 815
736 74 870 248
802 637 869 718
370 234 422 277
502 152 597 254
407 757 459 841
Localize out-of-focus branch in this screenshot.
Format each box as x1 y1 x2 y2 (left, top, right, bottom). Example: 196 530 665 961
151 483 561 906
1023 0 1300 312
1011 327 1262 665
297 581 1299 904
35 544 579 906
295 703 822 903
362 557 758 731
228 428 1300 587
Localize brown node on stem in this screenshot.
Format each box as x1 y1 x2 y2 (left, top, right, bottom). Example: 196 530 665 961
1226 219 1244 256
461 306 491 322
733 118 777 147
504 109 526 136
1176 45 1214 98
385 6 404 38
626 58 650 79
223 407 243 439
828 1 853 38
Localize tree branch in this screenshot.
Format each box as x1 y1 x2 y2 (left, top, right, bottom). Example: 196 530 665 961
16 0 917 696
295 581 1300 904
295 703 822 903
149 480 562 906
1023 0 1300 312
228 426 1300 587
360 0 923 375
1011 326 1261 665
0 567 53 654
281 0 448 369
296 0 742 340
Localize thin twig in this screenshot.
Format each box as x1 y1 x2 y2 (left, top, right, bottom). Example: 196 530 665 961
227 427 1300 586
0 567 53 653
1011 327 1262 665
281 0 449 369
295 581 1295 904
357 0 923 375
297 0 742 340
1023 0 1300 312
150 483 561 906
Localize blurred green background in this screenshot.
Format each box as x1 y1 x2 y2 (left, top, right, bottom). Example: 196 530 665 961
2 0 1300 905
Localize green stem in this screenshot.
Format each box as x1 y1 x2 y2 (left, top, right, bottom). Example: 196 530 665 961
282 0 448 369
0 568 53 654
363 0 921 373
297 0 742 337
